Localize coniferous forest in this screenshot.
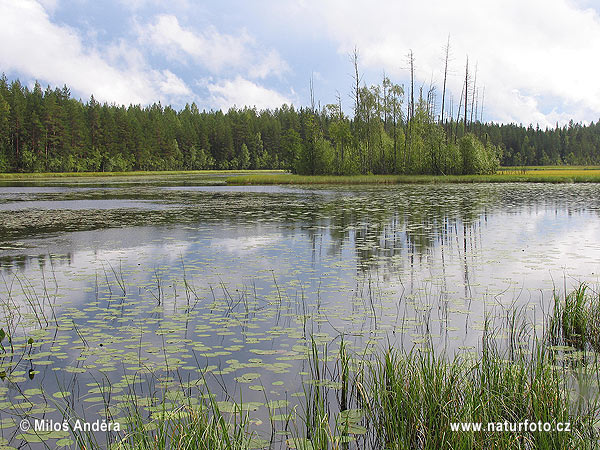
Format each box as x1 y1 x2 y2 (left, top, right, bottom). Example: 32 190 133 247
0 73 599 175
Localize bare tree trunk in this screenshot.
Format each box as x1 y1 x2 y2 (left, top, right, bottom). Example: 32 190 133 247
463 56 469 135
393 100 397 173
441 35 450 126
454 79 464 144
410 51 415 120
309 74 316 174
470 62 478 126
404 50 415 172
382 71 388 130
351 47 363 172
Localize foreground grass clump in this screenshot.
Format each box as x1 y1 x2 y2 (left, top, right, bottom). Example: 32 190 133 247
226 171 600 185
369 346 595 449
91 335 598 450
100 398 256 450
551 284 600 351
3 275 599 450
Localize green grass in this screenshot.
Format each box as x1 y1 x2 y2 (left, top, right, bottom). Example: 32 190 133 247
0 169 285 180
290 300 600 450
3 271 600 449
48 334 600 450
4 167 600 184
499 165 600 171
551 284 600 352
368 344 596 449
226 171 600 185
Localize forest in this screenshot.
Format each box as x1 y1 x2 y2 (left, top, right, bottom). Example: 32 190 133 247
0 72 599 175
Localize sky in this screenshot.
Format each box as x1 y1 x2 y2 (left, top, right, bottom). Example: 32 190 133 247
1 0 600 127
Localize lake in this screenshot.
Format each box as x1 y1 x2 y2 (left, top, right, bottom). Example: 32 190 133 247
0 177 599 447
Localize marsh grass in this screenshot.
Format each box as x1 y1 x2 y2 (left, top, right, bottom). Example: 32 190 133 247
367 343 596 449
59 392 256 450
551 284 600 352
2 272 600 450
0 169 284 181
226 172 600 185
282 299 600 450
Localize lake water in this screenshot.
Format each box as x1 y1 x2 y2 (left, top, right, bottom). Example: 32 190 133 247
0 177 599 447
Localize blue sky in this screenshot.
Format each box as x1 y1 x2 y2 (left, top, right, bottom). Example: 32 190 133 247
1 0 600 127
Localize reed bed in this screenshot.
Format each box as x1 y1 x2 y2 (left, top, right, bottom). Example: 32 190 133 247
226 172 600 185
1 273 599 449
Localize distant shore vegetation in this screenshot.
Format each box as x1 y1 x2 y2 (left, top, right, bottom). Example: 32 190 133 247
1 72 599 176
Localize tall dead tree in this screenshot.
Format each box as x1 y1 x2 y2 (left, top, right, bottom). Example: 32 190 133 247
440 35 451 126
382 71 389 129
351 47 363 171
463 56 469 134
426 81 436 122
454 76 464 143
469 62 478 125
410 50 415 121
404 49 415 171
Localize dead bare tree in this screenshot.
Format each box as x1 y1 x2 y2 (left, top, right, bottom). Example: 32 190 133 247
350 47 364 171
382 71 388 129
404 49 415 171
454 73 464 143
469 62 478 126
463 56 469 134
440 35 451 126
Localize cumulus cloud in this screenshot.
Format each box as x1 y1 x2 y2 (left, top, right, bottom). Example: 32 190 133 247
158 70 192 96
137 14 289 78
0 0 193 105
281 0 600 126
204 76 293 110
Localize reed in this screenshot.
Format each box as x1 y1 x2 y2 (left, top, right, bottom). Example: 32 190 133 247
226 172 600 185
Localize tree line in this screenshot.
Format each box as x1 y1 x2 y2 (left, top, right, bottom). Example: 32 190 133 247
0 71 597 175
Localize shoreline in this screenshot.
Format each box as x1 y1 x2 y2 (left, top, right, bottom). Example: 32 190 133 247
226 171 600 185
2 167 600 184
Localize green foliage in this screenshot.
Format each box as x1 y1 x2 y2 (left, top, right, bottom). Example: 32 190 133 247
551 284 600 352
239 143 250 169
0 74 597 175
458 133 499 174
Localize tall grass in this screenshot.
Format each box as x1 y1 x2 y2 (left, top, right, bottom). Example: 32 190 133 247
368 343 596 449
3 274 600 449
551 284 600 352
0 169 284 180
226 172 600 185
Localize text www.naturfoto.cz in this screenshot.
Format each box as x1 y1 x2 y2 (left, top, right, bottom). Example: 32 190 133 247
450 421 571 432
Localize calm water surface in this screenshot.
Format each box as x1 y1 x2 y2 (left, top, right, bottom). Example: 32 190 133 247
0 179 599 447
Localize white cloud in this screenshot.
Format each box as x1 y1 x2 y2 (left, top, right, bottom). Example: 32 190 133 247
138 14 289 78
37 0 58 12
159 70 192 96
0 0 193 106
204 76 293 110
282 0 600 126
